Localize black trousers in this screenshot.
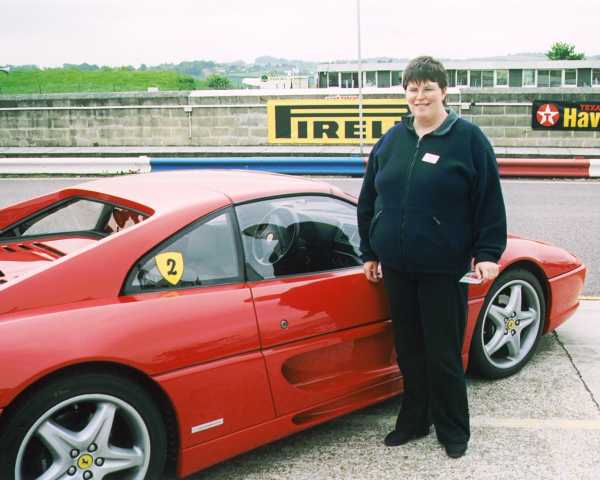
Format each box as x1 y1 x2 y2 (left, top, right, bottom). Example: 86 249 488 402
382 265 470 445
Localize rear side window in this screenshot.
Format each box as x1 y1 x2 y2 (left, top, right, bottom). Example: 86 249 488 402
0 198 147 239
124 208 242 293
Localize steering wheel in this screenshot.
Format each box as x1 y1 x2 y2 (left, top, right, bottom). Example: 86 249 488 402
251 207 300 265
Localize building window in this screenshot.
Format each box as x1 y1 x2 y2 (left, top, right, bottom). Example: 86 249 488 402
457 70 468 86
593 69 600 86
495 70 508 87
447 70 456 88
377 71 391 88
391 71 402 86
537 70 562 87
341 72 354 88
365 71 376 87
318 72 327 88
550 70 562 87
523 69 535 87
469 70 494 87
564 69 577 86
328 72 339 87
482 70 494 87
470 71 482 87
578 69 592 87
352 72 359 88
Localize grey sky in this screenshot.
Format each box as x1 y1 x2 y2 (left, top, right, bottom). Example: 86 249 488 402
2 0 598 66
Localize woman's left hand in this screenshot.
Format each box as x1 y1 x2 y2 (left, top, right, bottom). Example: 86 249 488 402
474 261 500 282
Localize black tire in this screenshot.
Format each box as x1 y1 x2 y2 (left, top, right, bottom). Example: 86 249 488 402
0 372 167 480
469 268 546 379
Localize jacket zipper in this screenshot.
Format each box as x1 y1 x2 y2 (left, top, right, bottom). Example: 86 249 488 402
369 209 383 238
400 136 422 266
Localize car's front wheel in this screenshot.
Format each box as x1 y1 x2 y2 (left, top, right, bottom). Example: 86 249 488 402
469 268 546 379
0 372 167 480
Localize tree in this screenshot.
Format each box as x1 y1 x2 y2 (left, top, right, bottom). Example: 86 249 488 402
546 42 585 60
176 76 196 90
206 74 232 89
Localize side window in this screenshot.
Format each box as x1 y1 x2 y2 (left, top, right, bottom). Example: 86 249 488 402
236 195 361 280
124 209 241 293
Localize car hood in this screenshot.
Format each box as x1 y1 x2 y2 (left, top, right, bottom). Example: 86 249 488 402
0 238 96 284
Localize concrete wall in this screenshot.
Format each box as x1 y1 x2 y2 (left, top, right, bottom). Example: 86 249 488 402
458 88 600 148
0 88 599 149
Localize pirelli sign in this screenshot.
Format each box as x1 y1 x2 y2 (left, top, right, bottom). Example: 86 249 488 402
532 100 600 131
267 98 409 144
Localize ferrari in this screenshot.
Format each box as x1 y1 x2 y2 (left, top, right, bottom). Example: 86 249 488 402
0 171 586 479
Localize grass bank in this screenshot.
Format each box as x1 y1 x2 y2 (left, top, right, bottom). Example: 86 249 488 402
0 68 203 94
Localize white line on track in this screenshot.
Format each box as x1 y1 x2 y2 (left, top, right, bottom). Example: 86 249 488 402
502 179 600 185
471 416 600 430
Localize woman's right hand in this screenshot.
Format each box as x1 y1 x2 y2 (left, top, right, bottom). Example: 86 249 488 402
363 260 381 283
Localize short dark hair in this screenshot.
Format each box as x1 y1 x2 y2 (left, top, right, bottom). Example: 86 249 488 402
402 56 448 90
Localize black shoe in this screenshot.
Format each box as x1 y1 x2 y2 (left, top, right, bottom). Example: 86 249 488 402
444 442 468 458
384 426 430 447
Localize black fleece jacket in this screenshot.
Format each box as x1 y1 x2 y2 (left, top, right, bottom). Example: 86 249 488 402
357 110 507 275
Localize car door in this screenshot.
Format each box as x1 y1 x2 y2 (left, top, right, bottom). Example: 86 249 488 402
121 207 275 450
235 195 400 419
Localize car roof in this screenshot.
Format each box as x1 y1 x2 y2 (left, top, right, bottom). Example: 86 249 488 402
77 170 338 213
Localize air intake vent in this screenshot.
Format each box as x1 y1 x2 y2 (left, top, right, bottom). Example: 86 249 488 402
18 244 32 250
1 245 16 253
32 243 65 257
0 269 5 284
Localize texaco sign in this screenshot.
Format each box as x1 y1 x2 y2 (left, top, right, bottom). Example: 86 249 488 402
532 100 600 131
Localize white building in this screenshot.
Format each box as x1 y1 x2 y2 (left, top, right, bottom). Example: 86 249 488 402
242 75 311 89
316 60 600 89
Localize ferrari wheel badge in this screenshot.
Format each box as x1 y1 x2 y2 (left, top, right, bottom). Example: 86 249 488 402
77 453 94 469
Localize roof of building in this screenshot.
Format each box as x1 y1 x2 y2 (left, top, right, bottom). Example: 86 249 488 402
317 59 600 72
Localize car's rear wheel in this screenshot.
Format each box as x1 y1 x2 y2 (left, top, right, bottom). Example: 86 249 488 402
0 373 167 480
469 268 546 379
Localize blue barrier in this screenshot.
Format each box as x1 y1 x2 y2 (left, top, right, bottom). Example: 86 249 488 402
150 157 366 175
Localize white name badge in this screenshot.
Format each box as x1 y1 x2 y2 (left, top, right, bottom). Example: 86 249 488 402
422 153 440 164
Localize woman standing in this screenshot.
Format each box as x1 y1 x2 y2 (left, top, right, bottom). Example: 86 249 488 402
357 56 507 458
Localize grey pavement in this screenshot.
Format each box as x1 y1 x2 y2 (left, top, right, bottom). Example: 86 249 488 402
1 145 599 158
190 302 600 480
556 301 600 412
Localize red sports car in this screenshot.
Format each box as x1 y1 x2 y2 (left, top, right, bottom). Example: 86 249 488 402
0 171 586 479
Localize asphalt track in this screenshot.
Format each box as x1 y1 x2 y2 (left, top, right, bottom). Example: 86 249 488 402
1 177 598 296
0 177 599 478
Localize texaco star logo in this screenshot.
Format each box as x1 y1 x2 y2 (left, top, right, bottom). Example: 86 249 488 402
536 103 560 127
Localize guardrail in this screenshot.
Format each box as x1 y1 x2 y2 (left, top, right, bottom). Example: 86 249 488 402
0 156 599 177
498 159 597 178
150 157 366 175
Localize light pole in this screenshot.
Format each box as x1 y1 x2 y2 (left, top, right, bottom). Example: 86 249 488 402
356 0 364 157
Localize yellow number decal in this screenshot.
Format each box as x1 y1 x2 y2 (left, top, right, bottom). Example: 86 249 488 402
155 252 184 286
